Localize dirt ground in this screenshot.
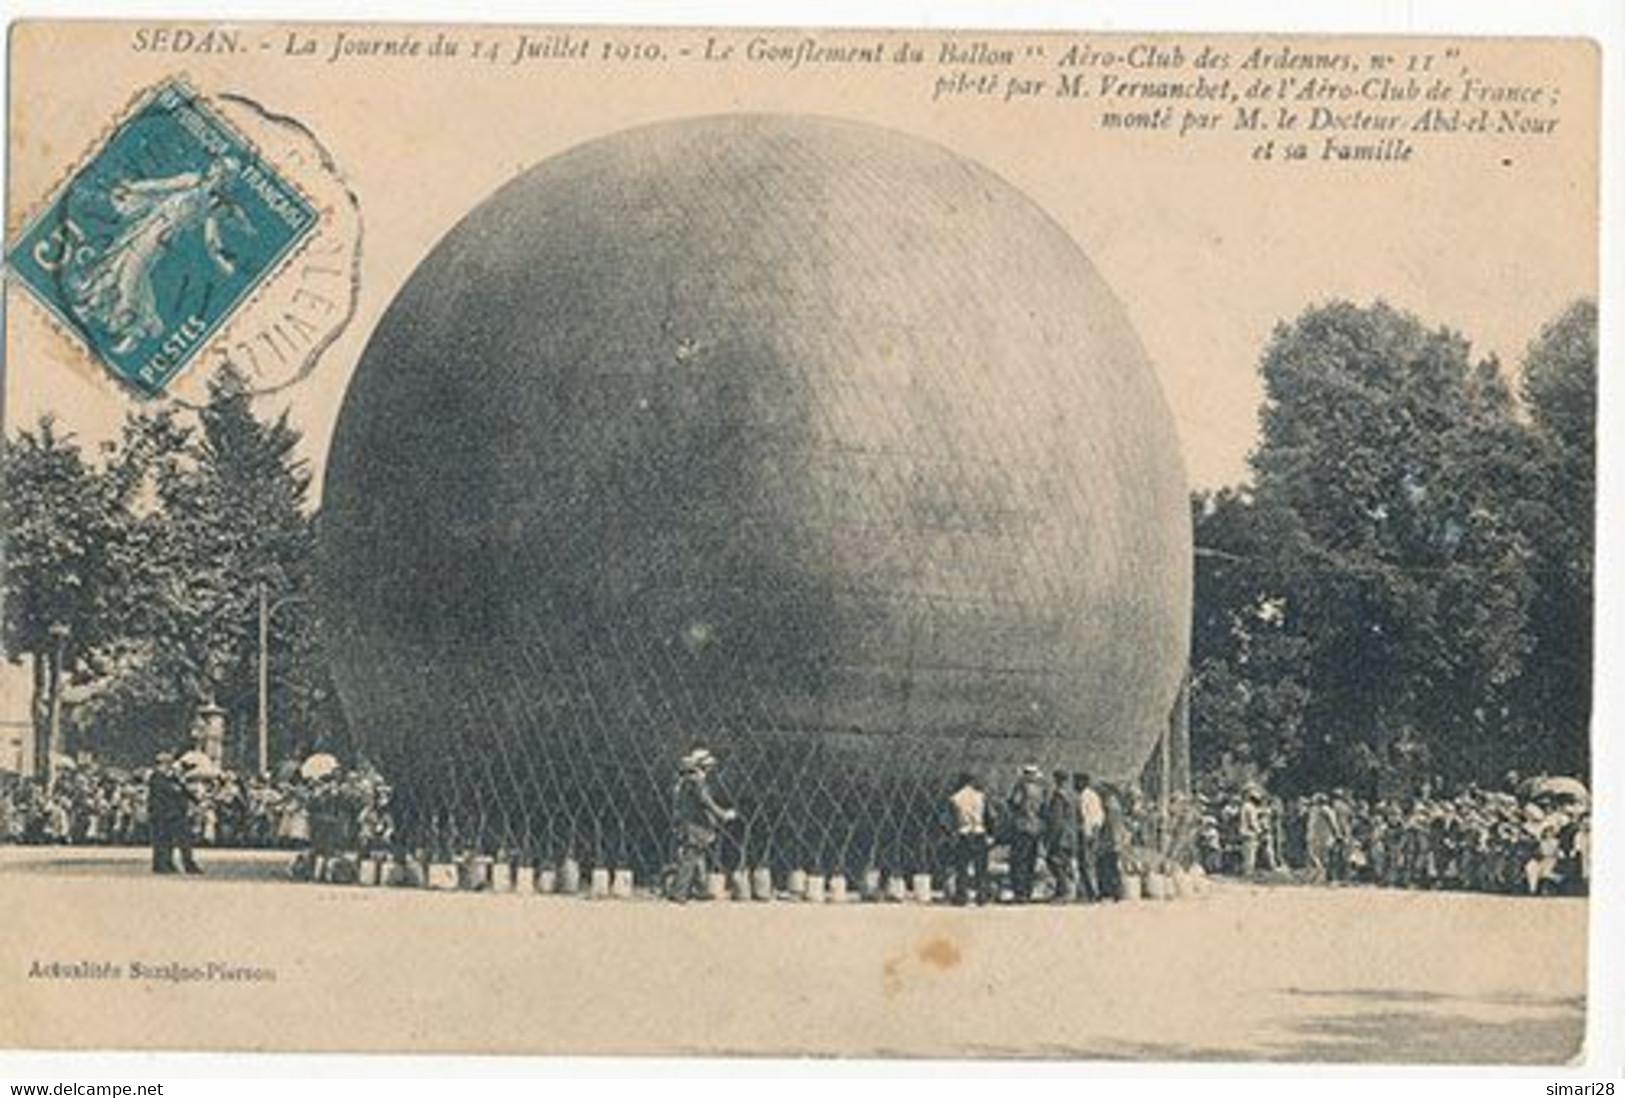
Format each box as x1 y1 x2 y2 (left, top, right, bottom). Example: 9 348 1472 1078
0 845 1587 1063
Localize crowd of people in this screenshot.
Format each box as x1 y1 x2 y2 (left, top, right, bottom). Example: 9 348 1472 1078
0 755 394 861
1193 780 1591 896
1 748 1591 901
669 752 1167 905
940 765 1148 906
923 770 1590 903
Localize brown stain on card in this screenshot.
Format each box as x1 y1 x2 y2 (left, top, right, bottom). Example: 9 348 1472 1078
917 936 962 969
882 955 903 998
882 935 963 998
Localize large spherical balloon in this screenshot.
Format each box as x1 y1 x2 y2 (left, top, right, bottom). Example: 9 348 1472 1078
320 115 1191 871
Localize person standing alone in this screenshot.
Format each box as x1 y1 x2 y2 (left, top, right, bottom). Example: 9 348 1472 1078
147 753 200 875
668 748 736 902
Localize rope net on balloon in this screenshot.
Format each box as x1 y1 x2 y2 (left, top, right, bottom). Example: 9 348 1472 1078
340 613 1187 885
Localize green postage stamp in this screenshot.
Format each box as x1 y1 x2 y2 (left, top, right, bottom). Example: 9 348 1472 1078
7 78 319 396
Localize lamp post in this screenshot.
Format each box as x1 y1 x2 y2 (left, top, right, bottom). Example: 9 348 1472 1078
45 621 69 792
257 583 268 775
256 582 309 776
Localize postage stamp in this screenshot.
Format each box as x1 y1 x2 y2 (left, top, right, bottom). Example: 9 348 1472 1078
6 78 319 396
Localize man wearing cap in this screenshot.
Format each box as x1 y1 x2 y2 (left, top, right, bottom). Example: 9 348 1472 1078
668 748 736 902
1006 765 1048 903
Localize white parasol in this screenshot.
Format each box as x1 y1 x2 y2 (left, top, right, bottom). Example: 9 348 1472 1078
1529 776 1589 804
299 753 341 781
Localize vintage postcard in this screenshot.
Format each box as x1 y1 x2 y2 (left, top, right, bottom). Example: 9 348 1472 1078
0 20 1599 1063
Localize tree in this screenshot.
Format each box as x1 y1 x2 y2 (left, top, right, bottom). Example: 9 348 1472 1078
1189 487 1310 784
1180 297 1597 795
0 419 132 775
58 409 207 765
1222 301 1540 791
1510 299 1596 775
131 362 331 768
4 363 343 772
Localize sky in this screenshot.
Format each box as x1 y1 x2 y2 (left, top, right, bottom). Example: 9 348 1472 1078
3 25 1599 497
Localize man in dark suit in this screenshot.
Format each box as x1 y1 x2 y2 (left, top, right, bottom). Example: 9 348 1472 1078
1006 764 1048 903
148 754 182 873
147 753 202 875
1043 769 1080 902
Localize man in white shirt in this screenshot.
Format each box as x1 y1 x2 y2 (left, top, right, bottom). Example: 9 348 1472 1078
1076 773 1106 902
1238 789 1263 878
947 773 990 906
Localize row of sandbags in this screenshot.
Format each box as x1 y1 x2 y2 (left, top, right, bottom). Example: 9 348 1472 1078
296 852 936 902
292 851 1214 904
1120 865 1212 901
